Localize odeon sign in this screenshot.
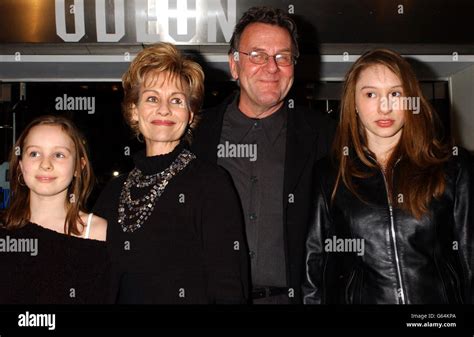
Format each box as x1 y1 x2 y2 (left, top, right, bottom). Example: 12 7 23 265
55 0 237 43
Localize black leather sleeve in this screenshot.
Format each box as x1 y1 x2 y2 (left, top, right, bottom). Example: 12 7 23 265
453 150 474 304
302 166 331 304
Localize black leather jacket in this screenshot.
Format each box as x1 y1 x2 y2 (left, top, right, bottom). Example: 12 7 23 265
303 149 473 304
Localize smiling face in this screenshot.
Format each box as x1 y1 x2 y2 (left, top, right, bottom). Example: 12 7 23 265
19 124 77 201
132 71 193 156
229 23 295 118
355 64 406 152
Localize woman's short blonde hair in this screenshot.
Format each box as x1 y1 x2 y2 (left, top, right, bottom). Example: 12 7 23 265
122 42 205 143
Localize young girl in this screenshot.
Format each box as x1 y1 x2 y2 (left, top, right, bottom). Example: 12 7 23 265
303 49 473 304
0 115 111 304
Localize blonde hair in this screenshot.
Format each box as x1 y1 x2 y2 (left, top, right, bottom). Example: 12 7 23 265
122 43 205 144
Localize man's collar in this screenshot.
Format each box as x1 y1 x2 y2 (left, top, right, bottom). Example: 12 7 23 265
225 95 287 144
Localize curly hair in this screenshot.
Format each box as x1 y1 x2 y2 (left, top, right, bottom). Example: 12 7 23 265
122 42 205 144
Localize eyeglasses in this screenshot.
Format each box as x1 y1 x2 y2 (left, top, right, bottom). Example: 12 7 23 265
236 50 296 66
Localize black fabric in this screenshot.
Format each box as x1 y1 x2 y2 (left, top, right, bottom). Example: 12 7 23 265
0 222 111 304
218 96 287 288
303 149 474 304
133 141 186 175
93 146 250 304
221 94 287 145
192 92 337 303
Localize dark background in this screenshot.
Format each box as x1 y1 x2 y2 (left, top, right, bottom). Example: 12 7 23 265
0 0 473 208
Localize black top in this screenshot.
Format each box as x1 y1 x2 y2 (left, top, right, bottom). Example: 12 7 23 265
93 143 249 304
0 222 112 304
218 95 287 287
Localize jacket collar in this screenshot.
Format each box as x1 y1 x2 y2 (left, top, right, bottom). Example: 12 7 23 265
350 147 402 173
196 92 318 195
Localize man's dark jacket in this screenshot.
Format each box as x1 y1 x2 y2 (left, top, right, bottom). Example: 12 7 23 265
192 93 336 303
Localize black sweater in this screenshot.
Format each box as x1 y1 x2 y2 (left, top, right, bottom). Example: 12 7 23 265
0 222 111 304
93 144 250 304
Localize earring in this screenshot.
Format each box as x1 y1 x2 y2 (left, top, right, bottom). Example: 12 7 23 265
185 124 193 138
136 133 144 143
355 107 359 114
18 173 26 187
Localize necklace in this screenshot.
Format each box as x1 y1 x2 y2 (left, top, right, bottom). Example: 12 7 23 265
117 148 196 232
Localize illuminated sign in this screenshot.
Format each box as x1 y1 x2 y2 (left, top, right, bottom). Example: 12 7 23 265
56 0 236 43
0 0 473 45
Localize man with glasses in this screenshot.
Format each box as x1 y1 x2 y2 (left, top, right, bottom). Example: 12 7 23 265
193 6 335 304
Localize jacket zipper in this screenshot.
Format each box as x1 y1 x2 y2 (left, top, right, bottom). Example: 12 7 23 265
371 156 406 304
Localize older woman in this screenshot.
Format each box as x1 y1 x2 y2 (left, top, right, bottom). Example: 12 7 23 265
303 49 473 304
94 43 249 304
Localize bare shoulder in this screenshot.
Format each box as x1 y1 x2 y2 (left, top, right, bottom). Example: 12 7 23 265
89 215 107 241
